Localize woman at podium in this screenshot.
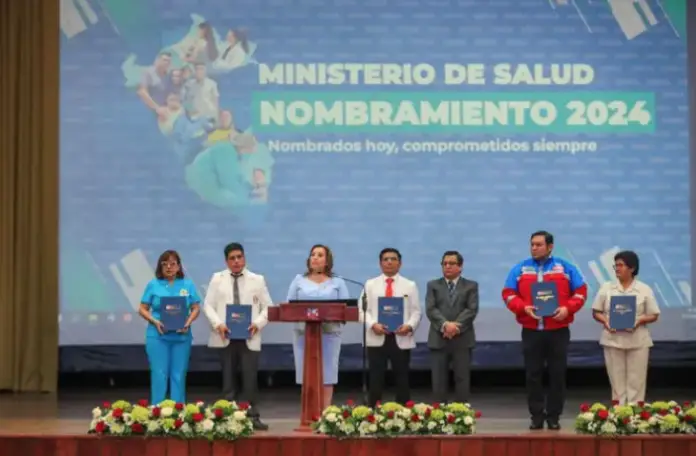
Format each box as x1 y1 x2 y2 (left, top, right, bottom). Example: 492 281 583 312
286 244 350 407
138 250 201 404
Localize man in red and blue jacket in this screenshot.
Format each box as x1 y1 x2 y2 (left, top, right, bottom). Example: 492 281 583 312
502 230 587 431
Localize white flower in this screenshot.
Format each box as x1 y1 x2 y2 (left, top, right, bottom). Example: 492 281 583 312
122 413 133 425
196 401 204 408
111 423 125 435
202 419 215 432
408 421 422 431
147 421 160 433
581 412 594 421
368 423 377 433
92 408 102 419
600 422 617 434
463 416 473 425
442 424 454 435
648 416 658 425
325 413 337 423
89 419 98 430
398 408 412 419
180 423 191 434
160 407 173 418
233 411 246 421
427 421 437 430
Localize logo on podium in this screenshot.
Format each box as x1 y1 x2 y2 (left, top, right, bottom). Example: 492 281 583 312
306 308 319 320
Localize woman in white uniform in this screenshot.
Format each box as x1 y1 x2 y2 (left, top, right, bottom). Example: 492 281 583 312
591 250 660 404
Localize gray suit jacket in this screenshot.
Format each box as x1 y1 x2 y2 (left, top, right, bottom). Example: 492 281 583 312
425 277 479 349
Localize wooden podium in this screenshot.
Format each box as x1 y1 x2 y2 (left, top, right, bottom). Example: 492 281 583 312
268 302 359 432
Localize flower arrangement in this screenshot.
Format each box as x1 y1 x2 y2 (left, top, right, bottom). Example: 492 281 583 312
574 400 696 436
312 400 481 438
88 399 254 440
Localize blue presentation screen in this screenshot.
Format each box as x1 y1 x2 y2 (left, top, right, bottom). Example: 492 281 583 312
59 0 692 347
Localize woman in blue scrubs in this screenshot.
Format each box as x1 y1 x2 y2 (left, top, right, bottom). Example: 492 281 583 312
286 245 350 407
138 250 201 404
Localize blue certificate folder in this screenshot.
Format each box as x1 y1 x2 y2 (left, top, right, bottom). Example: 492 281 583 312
160 296 187 332
378 297 404 332
609 295 637 331
226 304 252 340
531 282 559 317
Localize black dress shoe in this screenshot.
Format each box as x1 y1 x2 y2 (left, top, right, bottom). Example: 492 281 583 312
252 418 269 431
546 419 561 430
529 419 544 430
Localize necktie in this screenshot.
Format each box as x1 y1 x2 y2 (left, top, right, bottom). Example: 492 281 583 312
232 273 241 305
385 278 394 297
448 281 455 298
222 45 232 60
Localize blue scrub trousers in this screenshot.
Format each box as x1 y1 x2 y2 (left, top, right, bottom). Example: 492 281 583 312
145 335 192 404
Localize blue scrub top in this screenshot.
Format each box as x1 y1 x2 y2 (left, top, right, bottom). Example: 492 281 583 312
141 278 201 341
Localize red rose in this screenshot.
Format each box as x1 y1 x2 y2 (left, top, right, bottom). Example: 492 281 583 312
192 413 204 423
102 402 111 409
597 410 609 420
214 408 224 418
684 401 692 408
367 415 375 423
151 407 161 418
432 403 440 409
659 410 668 416
346 399 354 406
174 419 183 429
611 400 620 406
637 401 645 408
410 414 420 422
112 409 123 419
640 411 651 420
95 421 107 433
424 408 432 417
475 411 482 419
138 399 148 407
375 400 381 407
579 403 590 412
387 411 395 419
623 417 630 424
238 402 250 410
405 400 415 408
312 415 320 422
685 415 694 422
342 410 350 418
175 403 184 411
447 414 455 423
130 423 144 434
675 407 682 414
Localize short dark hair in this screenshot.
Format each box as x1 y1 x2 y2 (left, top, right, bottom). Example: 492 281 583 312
530 230 554 245
615 250 640 276
155 250 185 279
304 244 334 276
379 248 402 262
441 250 463 266
224 243 244 259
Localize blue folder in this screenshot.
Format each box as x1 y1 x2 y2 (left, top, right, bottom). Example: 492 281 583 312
531 282 559 317
226 304 252 340
160 296 187 332
609 295 637 331
378 297 404 332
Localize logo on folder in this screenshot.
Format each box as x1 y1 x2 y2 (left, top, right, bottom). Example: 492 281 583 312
306 308 320 320
382 305 398 315
229 312 243 322
614 304 632 315
535 290 555 302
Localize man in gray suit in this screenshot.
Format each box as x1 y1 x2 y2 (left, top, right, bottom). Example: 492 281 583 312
425 250 479 404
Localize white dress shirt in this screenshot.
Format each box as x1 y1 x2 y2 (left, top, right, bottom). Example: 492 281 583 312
358 273 422 349
203 268 273 351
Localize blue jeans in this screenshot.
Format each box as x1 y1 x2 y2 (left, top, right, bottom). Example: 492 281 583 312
145 336 192 404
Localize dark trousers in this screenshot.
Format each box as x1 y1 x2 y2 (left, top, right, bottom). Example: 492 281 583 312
367 335 411 406
522 327 570 421
430 343 472 404
221 341 260 418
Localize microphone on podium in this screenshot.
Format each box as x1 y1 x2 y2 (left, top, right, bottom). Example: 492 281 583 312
332 274 369 405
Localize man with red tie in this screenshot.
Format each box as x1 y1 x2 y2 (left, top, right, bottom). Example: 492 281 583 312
359 248 422 406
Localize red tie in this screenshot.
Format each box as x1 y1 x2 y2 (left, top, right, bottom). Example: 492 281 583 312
385 278 394 297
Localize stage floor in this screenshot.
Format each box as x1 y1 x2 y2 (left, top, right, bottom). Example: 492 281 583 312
0 387 692 436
